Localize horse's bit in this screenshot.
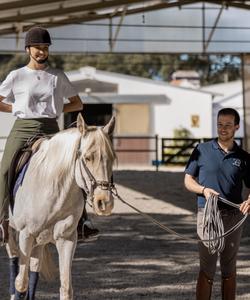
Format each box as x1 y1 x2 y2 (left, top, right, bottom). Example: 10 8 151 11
76 155 114 204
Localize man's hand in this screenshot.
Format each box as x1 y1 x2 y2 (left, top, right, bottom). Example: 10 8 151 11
240 198 250 214
203 187 219 201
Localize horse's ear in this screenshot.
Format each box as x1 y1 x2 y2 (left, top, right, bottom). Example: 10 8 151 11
103 116 115 136
77 113 87 134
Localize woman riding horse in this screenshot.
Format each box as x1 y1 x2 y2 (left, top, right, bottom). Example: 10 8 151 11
0 26 98 244
0 26 97 299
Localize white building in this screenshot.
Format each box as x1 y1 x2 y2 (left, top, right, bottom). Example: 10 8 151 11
67 66 216 139
0 67 244 162
201 80 243 138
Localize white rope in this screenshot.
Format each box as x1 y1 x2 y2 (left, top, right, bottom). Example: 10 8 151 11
202 195 248 254
202 195 225 254
112 186 248 248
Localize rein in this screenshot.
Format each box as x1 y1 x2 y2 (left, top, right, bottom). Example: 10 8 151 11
111 186 248 249
75 135 247 253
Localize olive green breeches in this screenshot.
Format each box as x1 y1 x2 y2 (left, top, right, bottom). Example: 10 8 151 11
0 118 59 221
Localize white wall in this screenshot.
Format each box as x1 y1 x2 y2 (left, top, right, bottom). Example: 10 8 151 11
202 81 244 138
153 89 212 138
76 69 213 138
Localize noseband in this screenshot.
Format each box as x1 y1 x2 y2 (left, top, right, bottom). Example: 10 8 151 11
76 152 114 203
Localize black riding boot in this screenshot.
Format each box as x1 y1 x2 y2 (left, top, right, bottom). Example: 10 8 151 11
221 274 236 300
196 270 213 300
77 207 99 242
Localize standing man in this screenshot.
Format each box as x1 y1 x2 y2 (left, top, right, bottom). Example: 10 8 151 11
0 26 98 245
184 108 250 300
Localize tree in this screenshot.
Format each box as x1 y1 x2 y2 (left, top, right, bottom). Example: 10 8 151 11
0 53 241 85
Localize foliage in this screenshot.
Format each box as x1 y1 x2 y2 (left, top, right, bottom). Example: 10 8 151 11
0 53 241 85
0 54 27 81
163 127 193 164
173 127 192 139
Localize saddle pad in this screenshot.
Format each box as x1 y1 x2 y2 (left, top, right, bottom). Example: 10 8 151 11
8 137 47 211
13 162 29 199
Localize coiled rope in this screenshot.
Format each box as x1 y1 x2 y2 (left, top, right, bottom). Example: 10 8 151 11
202 195 248 254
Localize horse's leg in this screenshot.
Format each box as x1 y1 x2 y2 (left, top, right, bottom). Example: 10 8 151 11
6 227 19 300
9 257 19 300
26 246 43 300
55 233 77 300
15 230 34 299
26 271 39 300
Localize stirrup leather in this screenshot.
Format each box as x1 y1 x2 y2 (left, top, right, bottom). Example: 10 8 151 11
0 222 7 245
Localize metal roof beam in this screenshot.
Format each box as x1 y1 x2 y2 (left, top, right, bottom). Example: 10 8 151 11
205 0 250 10
0 0 66 11
204 3 224 51
0 0 147 24
1 1 250 36
0 0 201 35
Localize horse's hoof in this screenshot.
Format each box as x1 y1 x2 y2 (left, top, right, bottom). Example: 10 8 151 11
15 276 28 293
14 290 27 299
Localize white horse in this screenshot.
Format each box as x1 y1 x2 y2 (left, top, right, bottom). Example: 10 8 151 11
6 113 116 300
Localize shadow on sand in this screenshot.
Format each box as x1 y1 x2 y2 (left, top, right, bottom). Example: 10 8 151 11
0 170 249 300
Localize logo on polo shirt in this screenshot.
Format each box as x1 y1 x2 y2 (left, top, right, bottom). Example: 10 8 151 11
232 158 241 167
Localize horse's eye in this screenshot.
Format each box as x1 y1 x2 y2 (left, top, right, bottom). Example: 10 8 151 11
84 155 92 162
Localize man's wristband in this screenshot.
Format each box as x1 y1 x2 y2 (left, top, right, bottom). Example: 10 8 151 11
202 186 207 195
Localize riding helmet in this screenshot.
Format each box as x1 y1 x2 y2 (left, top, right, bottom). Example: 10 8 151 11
25 27 52 47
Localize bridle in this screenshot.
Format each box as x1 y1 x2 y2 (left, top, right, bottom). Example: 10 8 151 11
76 148 114 204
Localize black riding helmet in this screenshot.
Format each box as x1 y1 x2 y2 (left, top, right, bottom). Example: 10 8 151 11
25 27 51 48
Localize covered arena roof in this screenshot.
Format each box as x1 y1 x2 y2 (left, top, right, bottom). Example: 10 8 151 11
1 1 250 53
1 1 250 35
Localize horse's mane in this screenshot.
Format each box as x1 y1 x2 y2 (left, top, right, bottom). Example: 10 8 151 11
28 126 115 186
29 128 81 185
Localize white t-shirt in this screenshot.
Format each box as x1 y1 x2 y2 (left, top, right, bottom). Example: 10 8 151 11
0 66 77 118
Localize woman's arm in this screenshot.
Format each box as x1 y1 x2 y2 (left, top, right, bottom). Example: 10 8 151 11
63 95 83 113
0 96 12 113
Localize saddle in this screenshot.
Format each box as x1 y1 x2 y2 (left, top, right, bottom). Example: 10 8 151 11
8 137 46 211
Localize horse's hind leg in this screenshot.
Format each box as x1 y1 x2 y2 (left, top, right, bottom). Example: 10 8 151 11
56 234 77 300
15 230 34 298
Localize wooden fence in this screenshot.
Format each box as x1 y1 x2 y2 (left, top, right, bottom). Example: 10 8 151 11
0 136 244 171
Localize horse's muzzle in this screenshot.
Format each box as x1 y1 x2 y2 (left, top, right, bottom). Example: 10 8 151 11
93 191 114 216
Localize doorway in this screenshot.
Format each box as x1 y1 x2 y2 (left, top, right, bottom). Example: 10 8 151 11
64 104 113 128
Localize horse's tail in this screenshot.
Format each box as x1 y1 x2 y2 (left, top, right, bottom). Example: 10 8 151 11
40 244 58 282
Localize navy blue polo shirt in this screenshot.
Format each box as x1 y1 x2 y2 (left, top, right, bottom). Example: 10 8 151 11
185 139 250 209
